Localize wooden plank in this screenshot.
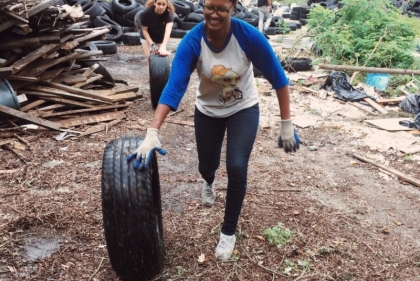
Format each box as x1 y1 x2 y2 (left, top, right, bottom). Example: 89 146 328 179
6 75 38 81
45 82 114 102
0 38 39 52
111 92 138 102
55 111 126 128
364 118 412 131
39 67 64 81
353 153 420 188
348 102 378 116
78 119 122 137
59 74 88 85
20 99 46 112
11 43 60 72
74 28 110 43
0 67 14 75
11 24 32 35
0 139 14 147
23 87 109 104
38 104 129 118
17 52 76 76
74 74 102 88
364 98 388 114
39 97 97 108
0 103 60 130
27 0 60 17
0 10 29 24
376 96 405 104
0 19 16 33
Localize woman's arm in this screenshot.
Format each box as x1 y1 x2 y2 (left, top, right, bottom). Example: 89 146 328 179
275 86 291 120
141 25 154 46
158 22 174 56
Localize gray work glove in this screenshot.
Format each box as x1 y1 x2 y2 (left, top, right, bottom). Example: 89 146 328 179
277 119 300 153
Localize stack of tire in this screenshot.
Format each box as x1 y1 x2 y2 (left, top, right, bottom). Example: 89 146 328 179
284 5 311 26
393 0 420 18
250 7 286 35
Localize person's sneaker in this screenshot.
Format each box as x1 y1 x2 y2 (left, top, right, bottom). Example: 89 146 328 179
215 233 236 261
202 181 215 206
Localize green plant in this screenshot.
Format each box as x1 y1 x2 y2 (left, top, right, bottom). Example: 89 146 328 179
263 223 294 247
283 259 296 275
307 0 420 69
298 259 311 271
175 266 186 277
404 154 413 162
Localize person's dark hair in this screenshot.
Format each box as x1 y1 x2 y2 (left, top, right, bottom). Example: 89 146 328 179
145 0 175 14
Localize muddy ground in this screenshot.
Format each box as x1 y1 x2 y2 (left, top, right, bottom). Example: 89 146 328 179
1 34 420 281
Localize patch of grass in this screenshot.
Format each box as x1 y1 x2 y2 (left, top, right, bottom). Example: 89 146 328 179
404 155 413 162
263 223 294 247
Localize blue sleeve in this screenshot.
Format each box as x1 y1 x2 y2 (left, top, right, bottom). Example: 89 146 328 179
158 24 203 110
231 18 289 90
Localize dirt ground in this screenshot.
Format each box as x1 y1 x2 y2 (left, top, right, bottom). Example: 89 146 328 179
1 34 420 281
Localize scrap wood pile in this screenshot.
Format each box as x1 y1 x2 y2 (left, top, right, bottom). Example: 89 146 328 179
0 0 140 139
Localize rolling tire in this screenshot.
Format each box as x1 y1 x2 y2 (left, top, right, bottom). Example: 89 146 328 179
102 136 164 281
149 55 170 108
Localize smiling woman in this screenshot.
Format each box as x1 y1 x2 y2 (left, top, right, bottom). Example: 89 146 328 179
130 0 300 262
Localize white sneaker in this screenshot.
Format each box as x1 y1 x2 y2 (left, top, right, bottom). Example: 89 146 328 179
202 181 215 206
215 233 236 261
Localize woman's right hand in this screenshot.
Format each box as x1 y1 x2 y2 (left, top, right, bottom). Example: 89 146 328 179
127 128 166 169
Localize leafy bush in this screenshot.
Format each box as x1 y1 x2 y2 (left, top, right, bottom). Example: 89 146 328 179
307 0 420 69
263 223 294 247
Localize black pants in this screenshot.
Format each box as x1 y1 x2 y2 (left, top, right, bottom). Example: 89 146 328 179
194 104 259 235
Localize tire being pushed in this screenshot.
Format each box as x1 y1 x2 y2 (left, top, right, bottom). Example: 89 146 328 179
101 136 164 281
149 54 170 108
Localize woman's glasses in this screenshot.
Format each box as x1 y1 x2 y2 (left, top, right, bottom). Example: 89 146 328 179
203 3 234 16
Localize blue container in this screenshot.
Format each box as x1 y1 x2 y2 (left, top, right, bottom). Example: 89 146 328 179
365 73 390 91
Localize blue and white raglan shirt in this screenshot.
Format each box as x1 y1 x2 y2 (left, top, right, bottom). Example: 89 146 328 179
159 17 289 118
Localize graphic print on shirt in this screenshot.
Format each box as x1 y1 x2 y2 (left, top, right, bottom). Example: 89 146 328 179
202 65 243 104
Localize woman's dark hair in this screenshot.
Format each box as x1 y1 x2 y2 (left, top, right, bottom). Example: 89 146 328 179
145 0 175 14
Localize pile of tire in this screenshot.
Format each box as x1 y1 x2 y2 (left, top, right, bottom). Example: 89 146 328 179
393 0 420 18
281 5 311 26
102 136 164 281
307 0 343 10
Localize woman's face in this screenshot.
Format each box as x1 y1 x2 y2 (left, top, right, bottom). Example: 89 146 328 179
203 0 234 33
154 0 167 14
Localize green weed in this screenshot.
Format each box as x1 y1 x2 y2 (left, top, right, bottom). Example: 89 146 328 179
263 223 294 247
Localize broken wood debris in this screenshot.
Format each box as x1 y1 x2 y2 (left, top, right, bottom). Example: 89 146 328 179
0 0 142 137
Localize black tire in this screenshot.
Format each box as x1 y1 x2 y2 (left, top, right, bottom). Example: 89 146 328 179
91 40 118 54
184 12 204 23
290 15 299 20
124 5 144 22
265 26 276 35
93 14 119 27
112 0 138 14
173 0 191 14
97 0 115 19
102 136 164 281
134 9 143 30
149 55 170 108
79 42 115 87
122 32 141 45
170 28 188 38
106 25 123 42
180 21 199 30
282 13 290 18
82 1 106 20
282 57 312 72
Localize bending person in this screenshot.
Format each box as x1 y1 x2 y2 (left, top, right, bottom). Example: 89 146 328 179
140 0 175 62
131 0 299 262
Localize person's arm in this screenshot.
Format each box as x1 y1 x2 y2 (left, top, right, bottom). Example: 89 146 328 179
276 86 291 120
141 25 154 46
268 0 272 12
158 22 174 56
149 104 171 129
